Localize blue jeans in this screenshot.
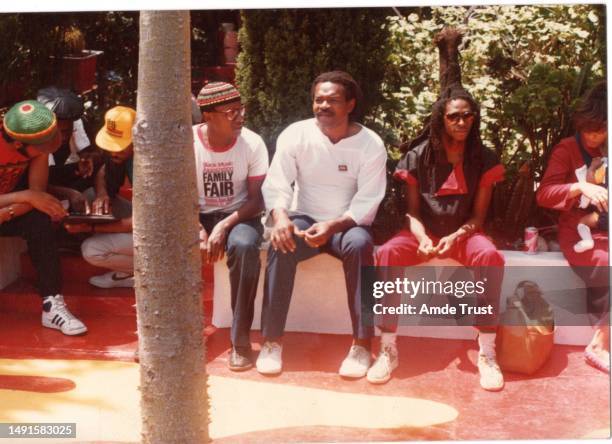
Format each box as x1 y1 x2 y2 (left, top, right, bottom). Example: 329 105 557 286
261 215 375 340
200 214 263 348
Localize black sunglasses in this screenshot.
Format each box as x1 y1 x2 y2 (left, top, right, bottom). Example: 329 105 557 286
445 111 476 123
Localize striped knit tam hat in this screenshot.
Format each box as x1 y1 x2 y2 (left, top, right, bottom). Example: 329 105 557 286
3 100 58 145
197 82 240 111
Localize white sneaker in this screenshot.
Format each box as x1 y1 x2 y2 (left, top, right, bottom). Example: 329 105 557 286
574 239 595 253
89 271 134 289
477 353 504 391
42 295 88 336
367 343 399 384
256 341 283 375
339 345 371 378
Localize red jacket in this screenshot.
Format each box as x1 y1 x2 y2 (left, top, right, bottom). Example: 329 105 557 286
537 136 605 244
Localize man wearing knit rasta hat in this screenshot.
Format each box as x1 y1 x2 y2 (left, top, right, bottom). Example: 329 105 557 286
372 29 505 390
194 81 269 371
0 100 87 335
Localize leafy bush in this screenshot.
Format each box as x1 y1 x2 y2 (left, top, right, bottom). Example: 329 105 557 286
378 5 605 244
381 5 604 159
0 11 233 133
235 8 391 151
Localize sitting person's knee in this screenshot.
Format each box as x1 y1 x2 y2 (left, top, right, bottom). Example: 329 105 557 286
343 230 373 256
228 237 260 257
15 210 54 239
81 237 105 262
22 209 53 228
374 243 396 264
475 247 505 266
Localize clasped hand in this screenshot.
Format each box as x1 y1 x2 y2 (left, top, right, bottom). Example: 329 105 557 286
417 233 459 258
271 218 333 253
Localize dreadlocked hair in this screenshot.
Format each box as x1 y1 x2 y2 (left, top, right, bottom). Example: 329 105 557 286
400 27 485 169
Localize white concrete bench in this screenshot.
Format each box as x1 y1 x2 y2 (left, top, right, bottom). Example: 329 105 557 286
213 248 594 346
0 237 27 290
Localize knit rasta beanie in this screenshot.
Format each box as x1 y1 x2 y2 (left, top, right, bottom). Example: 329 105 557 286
196 82 240 111
3 100 58 144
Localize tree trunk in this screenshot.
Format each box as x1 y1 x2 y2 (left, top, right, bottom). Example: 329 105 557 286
134 11 208 443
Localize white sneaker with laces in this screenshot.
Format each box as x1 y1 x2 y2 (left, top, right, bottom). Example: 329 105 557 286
367 343 399 384
89 271 134 289
339 345 371 378
256 341 283 375
477 353 504 391
42 294 88 336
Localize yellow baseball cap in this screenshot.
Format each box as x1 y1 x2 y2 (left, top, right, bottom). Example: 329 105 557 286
95 106 136 152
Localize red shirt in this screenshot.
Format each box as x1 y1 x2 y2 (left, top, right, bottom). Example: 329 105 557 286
394 140 504 238
0 128 30 194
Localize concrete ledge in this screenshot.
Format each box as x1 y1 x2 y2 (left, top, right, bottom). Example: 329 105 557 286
0 237 27 290
211 249 594 346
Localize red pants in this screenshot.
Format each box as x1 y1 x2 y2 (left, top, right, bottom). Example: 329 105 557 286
375 230 505 332
559 228 609 326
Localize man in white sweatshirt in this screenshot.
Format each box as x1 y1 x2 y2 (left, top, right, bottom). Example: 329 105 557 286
258 71 387 377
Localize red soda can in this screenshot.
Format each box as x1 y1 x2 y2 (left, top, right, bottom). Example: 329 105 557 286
524 227 538 254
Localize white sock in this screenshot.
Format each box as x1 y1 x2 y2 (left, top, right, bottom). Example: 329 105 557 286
380 332 397 348
478 332 497 358
574 223 595 253
577 223 593 241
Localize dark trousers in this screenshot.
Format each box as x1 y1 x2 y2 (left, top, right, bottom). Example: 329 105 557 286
261 215 375 340
0 210 61 298
200 213 263 348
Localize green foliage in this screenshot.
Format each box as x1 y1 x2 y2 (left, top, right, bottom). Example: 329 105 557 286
0 11 139 127
0 13 69 98
236 8 391 150
367 5 606 243
379 5 605 242
503 64 579 177
381 5 605 176
0 11 225 131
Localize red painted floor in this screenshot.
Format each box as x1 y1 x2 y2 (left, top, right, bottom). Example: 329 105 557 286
0 252 609 442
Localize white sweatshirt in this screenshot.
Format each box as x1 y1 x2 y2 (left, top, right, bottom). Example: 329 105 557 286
262 118 387 226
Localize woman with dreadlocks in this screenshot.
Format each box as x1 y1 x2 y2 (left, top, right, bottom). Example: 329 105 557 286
367 29 506 391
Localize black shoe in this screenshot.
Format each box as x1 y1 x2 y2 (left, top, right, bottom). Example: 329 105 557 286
228 346 253 371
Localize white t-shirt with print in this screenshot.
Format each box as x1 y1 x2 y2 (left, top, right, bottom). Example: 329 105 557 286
193 124 269 214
